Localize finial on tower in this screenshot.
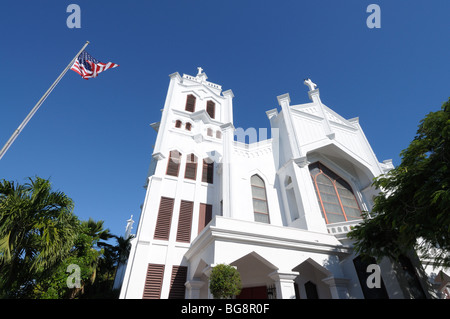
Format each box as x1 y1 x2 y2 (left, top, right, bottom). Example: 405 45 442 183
303 78 317 91
125 215 134 239
196 66 208 81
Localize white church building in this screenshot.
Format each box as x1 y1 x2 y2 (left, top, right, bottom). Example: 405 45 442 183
119 68 440 299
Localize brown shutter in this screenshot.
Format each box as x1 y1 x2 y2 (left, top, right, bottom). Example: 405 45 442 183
184 154 197 180
154 197 174 240
198 203 212 234
176 200 193 243
143 263 165 299
166 150 181 177
202 159 214 184
185 94 196 112
206 100 215 119
168 266 187 299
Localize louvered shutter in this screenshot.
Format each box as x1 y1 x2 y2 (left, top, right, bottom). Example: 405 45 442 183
154 197 174 240
185 94 196 112
176 200 193 243
198 203 212 234
143 263 165 299
206 100 215 119
168 266 187 299
184 154 197 180
202 159 214 184
166 150 181 177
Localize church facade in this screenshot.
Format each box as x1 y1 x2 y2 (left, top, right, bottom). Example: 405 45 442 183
119 69 436 299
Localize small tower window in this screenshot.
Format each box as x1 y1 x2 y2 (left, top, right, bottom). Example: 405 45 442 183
207 128 213 137
175 120 182 128
206 100 215 119
185 122 192 131
185 94 196 112
216 131 222 139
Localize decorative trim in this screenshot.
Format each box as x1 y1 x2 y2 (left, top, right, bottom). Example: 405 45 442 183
185 217 352 260
222 89 234 99
277 93 291 106
308 89 320 101
152 152 166 160
294 156 309 168
266 108 278 120
269 271 299 282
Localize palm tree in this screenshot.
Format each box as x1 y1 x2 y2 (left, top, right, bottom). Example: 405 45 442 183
114 235 134 265
80 218 113 283
0 177 79 297
92 234 134 297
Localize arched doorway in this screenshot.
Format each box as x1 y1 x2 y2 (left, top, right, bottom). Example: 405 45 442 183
230 252 278 299
292 258 333 299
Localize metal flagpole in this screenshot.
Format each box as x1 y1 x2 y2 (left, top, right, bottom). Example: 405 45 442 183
0 41 90 161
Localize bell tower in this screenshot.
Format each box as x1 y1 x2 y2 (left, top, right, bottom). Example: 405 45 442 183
120 68 234 299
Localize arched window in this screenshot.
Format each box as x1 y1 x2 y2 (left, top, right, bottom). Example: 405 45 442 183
185 122 192 131
185 94 196 112
216 130 222 139
175 120 182 128
309 162 362 224
206 128 213 137
166 150 182 177
206 100 215 119
251 175 270 224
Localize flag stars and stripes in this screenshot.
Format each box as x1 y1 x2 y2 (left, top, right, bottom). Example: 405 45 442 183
70 50 119 79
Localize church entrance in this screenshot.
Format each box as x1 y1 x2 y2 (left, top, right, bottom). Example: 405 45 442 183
230 252 278 299
236 286 268 299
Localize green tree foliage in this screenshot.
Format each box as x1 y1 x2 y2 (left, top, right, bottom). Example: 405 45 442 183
349 98 450 268
209 263 242 299
0 177 132 298
33 218 114 299
0 177 79 297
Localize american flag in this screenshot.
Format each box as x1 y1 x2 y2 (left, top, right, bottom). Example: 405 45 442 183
70 50 119 79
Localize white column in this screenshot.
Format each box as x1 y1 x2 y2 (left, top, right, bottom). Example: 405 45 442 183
322 276 350 299
278 93 302 159
202 265 214 299
220 122 235 218
269 271 299 299
185 280 205 299
222 89 234 124
292 161 328 233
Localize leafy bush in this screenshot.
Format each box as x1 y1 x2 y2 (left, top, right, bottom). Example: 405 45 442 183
209 263 242 299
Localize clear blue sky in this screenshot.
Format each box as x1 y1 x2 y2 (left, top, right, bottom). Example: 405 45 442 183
1 1 449 238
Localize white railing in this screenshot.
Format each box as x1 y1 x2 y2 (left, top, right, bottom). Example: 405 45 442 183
182 74 222 90
326 219 362 238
